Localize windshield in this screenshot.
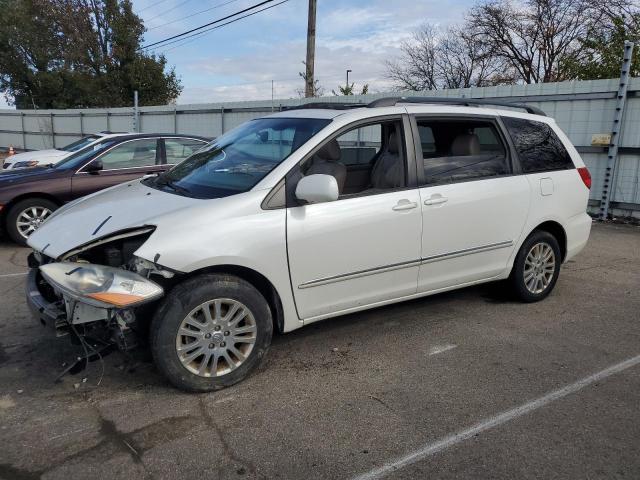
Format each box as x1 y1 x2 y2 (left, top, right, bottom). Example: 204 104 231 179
54 139 119 169
146 117 330 199
61 135 101 152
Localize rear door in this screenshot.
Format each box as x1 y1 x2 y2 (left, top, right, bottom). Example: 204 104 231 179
412 115 531 292
71 138 165 198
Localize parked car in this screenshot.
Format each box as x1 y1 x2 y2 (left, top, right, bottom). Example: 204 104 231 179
0 133 209 244
25 98 592 392
2 132 123 170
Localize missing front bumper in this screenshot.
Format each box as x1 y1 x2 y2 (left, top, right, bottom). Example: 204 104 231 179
25 268 70 337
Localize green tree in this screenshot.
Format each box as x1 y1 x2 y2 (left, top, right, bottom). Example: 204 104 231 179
563 13 640 80
332 83 369 96
297 61 323 97
0 0 182 109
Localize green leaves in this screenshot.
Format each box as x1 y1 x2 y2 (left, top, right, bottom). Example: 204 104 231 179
0 0 182 109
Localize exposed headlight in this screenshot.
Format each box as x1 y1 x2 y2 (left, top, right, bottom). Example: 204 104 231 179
40 262 163 308
12 160 40 168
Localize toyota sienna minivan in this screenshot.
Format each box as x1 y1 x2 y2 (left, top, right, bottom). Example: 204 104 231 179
25 97 592 392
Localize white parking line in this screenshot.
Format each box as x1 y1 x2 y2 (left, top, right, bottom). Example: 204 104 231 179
352 353 640 480
428 344 457 356
0 272 27 278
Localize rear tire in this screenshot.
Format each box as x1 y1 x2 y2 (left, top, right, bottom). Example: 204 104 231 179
510 230 561 302
5 198 57 246
150 274 273 392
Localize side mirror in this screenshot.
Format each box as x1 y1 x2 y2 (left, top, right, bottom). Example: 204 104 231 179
295 174 339 204
85 159 103 174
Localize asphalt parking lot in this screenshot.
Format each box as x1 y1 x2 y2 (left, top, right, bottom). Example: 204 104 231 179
0 222 639 479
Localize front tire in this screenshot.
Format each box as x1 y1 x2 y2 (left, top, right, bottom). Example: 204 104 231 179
510 230 561 302
6 198 57 246
150 274 273 392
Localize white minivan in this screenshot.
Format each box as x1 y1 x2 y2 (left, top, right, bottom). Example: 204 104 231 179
26 98 592 392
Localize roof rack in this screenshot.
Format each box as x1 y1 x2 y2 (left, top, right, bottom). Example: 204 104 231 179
282 102 366 111
366 96 546 116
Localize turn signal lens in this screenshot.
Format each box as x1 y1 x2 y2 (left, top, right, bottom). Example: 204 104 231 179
85 292 147 308
577 167 591 190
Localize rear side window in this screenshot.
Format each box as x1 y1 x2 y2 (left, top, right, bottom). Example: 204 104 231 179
415 119 509 186
165 138 206 164
502 117 574 173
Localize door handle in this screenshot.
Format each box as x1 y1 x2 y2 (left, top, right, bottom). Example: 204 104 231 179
424 195 448 206
392 199 418 211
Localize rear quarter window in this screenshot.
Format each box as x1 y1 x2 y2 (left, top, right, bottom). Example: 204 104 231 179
502 117 574 173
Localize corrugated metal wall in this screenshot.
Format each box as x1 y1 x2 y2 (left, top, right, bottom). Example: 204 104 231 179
1 77 639 216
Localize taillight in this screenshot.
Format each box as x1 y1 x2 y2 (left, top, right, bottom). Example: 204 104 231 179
577 167 591 190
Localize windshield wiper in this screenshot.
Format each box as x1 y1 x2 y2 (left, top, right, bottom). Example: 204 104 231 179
155 177 191 196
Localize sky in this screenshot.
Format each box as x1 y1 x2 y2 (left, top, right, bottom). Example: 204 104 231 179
1 0 475 107
139 0 475 104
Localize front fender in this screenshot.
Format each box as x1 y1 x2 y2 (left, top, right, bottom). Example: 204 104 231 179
134 190 302 332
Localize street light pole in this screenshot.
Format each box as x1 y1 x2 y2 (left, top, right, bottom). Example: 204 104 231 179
346 69 352 90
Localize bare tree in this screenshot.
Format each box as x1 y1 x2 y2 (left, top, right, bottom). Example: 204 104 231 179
467 0 604 83
385 23 505 91
437 27 509 88
385 25 439 91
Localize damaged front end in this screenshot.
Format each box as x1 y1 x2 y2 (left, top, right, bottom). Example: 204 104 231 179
26 227 174 365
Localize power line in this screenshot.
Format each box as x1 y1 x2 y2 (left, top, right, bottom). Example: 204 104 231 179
147 0 242 31
142 0 276 50
156 0 289 53
136 0 172 14
145 0 197 23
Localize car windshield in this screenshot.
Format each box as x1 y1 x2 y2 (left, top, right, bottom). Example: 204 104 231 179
61 135 101 152
54 139 120 169
146 117 331 199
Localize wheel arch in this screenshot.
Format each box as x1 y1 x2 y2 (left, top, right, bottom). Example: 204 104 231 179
2 193 62 231
177 264 285 333
3 192 62 215
530 220 568 262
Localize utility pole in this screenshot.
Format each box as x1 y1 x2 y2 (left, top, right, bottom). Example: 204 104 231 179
346 69 352 90
271 80 275 112
304 0 317 98
133 90 139 133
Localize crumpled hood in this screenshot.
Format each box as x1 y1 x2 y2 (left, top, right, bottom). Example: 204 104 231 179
4 149 67 166
27 180 199 258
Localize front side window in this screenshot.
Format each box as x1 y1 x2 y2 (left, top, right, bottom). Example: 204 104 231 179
335 124 383 166
98 139 158 169
502 117 573 173
165 138 207 164
416 119 509 186
147 117 331 199
288 120 407 202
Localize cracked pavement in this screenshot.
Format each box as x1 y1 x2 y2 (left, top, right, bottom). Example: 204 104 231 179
0 222 639 479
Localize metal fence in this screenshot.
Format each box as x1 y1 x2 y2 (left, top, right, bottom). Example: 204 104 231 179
1 77 639 217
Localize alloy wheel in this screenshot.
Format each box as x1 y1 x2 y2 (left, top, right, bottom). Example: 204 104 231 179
16 206 52 239
523 242 556 294
176 298 257 377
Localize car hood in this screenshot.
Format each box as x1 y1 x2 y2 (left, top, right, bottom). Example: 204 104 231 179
28 180 200 258
0 165 65 183
5 149 67 164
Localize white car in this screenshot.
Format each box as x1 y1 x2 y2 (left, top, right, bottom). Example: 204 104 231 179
26 98 592 392
2 132 127 169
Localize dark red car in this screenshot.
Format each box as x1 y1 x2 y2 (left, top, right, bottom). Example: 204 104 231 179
0 133 209 244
